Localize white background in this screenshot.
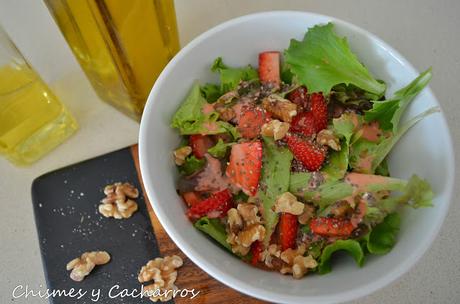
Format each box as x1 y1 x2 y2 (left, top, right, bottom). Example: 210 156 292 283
0 0 459 303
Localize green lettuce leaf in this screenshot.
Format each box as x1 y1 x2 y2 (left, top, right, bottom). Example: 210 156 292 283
171 83 240 137
290 172 433 222
201 83 221 103
211 57 258 93
289 172 354 210
374 158 390 176
284 23 385 96
364 68 432 132
207 139 233 158
259 137 293 245
194 217 231 251
321 113 356 180
350 69 439 173
365 213 400 254
318 240 365 274
289 172 312 195
331 83 382 104
178 155 206 176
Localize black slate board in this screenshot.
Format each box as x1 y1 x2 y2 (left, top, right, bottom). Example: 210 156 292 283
31 147 171 304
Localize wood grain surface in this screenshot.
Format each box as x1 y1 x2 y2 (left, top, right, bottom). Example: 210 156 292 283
130 145 268 304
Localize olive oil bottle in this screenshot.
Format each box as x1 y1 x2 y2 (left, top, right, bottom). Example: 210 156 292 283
0 27 77 166
45 0 180 120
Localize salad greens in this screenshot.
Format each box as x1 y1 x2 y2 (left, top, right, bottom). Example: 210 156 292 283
178 155 206 176
364 69 432 132
350 69 439 173
194 217 231 251
170 22 437 279
258 137 293 245
211 57 258 94
364 212 400 255
285 23 386 96
207 139 232 158
318 240 365 274
321 113 356 180
171 83 240 137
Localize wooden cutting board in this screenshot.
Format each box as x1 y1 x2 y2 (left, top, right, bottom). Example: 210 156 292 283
32 145 267 304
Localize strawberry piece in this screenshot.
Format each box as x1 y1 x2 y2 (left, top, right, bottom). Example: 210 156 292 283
289 111 317 137
226 141 263 196
279 213 298 251
287 86 308 108
237 107 268 139
310 93 328 131
250 241 263 265
258 51 280 87
285 134 326 171
182 192 202 207
310 217 355 237
186 189 233 220
189 135 214 159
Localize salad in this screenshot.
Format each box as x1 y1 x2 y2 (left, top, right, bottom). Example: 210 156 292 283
170 23 437 279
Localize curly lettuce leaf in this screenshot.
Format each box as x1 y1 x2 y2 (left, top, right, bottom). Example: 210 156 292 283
178 155 206 176
171 83 240 137
365 213 400 255
318 240 365 274
331 83 382 104
207 139 232 158
194 217 231 251
201 83 221 103
259 137 293 245
364 68 432 132
211 57 258 93
284 23 385 96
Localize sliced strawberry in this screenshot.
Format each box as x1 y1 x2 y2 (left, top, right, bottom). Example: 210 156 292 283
289 111 317 137
250 240 263 265
310 93 328 131
237 107 269 139
258 51 280 87
186 189 233 220
182 192 202 207
287 86 308 108
285 134 326 171
189 135 214 159
310 217 355 237
226 141 263 196
279 213 298 251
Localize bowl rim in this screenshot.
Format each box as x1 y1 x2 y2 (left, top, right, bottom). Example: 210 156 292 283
139 10 455 304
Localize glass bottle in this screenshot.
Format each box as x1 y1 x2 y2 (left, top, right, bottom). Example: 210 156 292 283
0 26 78 166
44 0 180 120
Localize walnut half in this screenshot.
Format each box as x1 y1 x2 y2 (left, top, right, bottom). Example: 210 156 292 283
173 146 192 165
138 255 183 302
261 119 290 140
226 204 265 255
262 95 297 123
98 182 139 219
273 192 305 215
66 251 111 282
316 129 341 151
279 244 317 279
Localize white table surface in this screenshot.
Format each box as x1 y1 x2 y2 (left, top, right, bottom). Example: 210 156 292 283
0 0 459 303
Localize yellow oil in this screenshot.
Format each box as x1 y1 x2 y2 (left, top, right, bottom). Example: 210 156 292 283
45 0 180 120
0 64 78 166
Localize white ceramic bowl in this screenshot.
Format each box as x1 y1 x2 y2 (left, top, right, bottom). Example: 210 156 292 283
139 11 454 304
